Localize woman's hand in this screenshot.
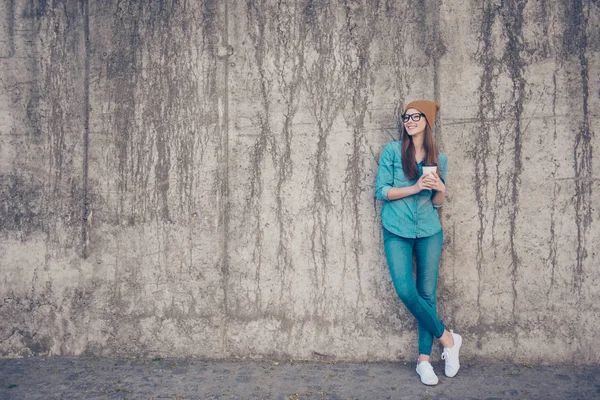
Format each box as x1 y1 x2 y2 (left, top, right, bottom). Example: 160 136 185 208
425 171 445 192
414 174 433 192
415 172 445 192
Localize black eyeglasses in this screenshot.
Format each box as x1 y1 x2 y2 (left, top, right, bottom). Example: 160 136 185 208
401 113 426 123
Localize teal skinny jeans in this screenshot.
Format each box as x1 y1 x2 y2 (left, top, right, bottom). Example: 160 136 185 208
383 227 445 355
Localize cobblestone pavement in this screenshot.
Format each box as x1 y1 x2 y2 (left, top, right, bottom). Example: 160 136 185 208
0 357 598 399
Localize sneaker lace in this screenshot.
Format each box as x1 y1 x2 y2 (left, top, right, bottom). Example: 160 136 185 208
441 348 453 367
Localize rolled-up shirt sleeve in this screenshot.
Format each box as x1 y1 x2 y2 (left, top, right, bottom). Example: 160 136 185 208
375 144 394 201
439 154 447 184
433 154 448 208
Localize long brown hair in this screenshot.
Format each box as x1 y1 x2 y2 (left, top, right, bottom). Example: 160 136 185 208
400 121 440 180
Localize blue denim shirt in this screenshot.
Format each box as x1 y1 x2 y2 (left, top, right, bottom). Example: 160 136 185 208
375 141 447 238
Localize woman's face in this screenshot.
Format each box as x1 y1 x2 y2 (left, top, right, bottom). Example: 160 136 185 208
403 108 427 137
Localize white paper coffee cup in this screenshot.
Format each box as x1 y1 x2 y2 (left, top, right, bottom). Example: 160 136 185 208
422 163 437 175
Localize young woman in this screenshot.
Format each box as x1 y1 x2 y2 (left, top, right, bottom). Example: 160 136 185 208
375 100 461 385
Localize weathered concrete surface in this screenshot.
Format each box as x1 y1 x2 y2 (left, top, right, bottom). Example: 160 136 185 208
0 0 598 363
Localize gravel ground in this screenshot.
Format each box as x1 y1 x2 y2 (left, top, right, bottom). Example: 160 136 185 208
0 357 598 399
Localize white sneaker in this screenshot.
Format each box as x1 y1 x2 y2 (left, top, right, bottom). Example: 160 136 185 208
441 330 462 377
416 360 439 385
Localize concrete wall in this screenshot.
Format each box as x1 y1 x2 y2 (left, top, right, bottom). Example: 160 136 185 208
1 0 598 364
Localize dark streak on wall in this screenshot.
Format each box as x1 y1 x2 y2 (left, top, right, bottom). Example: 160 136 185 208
303 2 350 318
239 0 311 318
245 0 274 306
105 2 146 224
384 5 409 119
271 1 305 283
340 0 380 309
473 1 495 347
210 0 230 357
32 0 85 251
546 68 559 298
0 0 16 58
500 0 526 319
564 0 593 292
82 0 90 258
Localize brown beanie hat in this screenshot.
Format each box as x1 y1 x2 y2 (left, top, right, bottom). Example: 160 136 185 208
404 100 440 128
